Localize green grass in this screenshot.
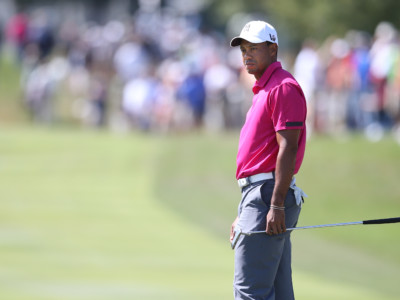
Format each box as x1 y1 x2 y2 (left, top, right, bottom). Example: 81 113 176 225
0 126 399 299
0 127 233 300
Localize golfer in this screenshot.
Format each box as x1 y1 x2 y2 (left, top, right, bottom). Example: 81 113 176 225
229 21 307 300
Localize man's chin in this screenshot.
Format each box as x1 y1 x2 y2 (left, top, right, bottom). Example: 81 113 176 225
245 67 256 74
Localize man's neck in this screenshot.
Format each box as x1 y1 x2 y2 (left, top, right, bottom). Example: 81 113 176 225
254 59 277 81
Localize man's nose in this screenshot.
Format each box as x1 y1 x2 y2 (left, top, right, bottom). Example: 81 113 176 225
243 52 252 59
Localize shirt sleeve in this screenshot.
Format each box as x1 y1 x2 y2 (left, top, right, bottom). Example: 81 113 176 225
269 82 307 131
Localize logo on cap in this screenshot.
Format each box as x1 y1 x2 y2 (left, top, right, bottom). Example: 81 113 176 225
243 23 251 32
269 34 276 42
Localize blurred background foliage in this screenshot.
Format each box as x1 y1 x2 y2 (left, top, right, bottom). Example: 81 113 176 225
208 0 400 49
11 0 400 49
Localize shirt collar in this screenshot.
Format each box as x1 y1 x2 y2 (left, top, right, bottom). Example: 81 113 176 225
252 61 282 94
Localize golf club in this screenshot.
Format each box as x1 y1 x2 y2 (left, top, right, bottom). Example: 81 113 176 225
231 217 400 250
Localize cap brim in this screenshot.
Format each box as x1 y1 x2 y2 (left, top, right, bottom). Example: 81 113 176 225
230 35 271 47
230 37 243 47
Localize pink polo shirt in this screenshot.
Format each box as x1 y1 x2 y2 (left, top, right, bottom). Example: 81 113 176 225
236 62 307 180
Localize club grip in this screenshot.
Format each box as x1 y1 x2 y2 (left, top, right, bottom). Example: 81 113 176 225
363 217 400 225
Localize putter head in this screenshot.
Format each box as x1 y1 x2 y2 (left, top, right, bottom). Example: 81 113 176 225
231 227 243 250
231 229 268 249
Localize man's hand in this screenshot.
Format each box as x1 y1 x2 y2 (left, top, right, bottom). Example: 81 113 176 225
266 209 286 235
230 216 239 242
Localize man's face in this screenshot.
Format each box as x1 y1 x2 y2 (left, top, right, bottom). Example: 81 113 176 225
239 40 277 80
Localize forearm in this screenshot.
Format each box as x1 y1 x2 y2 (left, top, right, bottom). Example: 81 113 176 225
271 136 298 207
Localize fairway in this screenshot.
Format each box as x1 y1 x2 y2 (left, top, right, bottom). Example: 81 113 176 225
1 126 399 300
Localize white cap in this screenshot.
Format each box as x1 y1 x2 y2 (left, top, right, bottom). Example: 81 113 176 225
230 21 278 47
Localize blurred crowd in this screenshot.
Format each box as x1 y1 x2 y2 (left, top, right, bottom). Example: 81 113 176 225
2 1 400 141
2 1 250 133
295 22 400 141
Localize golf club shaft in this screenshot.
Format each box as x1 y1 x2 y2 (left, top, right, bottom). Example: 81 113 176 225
247 222 361 234
246 217 400 235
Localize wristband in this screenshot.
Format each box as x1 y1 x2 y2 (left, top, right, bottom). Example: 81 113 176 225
270 205 285 211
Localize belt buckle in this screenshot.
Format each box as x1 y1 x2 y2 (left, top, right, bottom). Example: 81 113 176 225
238 177 250 188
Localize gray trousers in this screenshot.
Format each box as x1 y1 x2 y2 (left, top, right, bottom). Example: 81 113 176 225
234 179 302 300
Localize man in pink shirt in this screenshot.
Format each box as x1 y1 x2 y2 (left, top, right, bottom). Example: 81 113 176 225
229 21 307 300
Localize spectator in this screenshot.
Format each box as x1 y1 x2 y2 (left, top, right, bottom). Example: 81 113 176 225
176 62 206 128
6 11 28 62
294 39 320 136
369 21 397 129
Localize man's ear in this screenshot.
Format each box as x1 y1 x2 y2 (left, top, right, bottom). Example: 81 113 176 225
270 43 278 58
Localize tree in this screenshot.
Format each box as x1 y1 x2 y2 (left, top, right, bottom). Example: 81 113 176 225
203 0 400 49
